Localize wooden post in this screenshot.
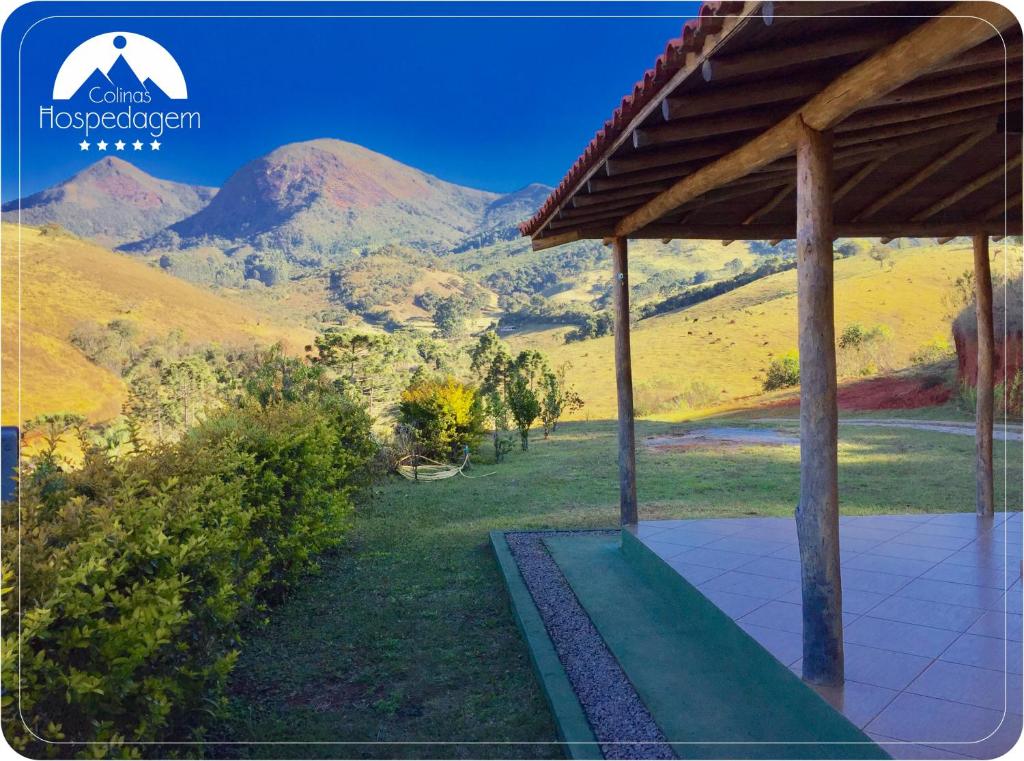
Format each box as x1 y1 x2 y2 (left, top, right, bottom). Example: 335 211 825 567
612 237 639 526
795 119 844 687
973 234 995 517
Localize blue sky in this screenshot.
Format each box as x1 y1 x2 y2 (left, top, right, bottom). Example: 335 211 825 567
2 1 702 201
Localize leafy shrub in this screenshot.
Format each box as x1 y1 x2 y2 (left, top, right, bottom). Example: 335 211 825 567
398 376 485 460
837 323 896 377
1 394 375 755
910 335 955 366
763 351 801 391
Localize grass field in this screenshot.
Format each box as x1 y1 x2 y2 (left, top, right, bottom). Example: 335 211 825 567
508 242 1021 421
0 224 314 425
215 415 1022 758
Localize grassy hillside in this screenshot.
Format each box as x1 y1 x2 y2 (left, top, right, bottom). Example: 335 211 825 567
1 224 314 426
509 243 1002 420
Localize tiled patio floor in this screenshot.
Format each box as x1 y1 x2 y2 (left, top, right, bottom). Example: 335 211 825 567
634 512 1023 759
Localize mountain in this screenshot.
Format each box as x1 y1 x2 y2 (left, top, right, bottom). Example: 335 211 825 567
128 139 501 258
0 222 313 426
452 183 553 253
1 157 217 246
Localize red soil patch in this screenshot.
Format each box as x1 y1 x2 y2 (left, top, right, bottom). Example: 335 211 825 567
767 375 952 412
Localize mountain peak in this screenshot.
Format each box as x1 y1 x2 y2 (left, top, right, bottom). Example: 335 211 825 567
2 159 217 246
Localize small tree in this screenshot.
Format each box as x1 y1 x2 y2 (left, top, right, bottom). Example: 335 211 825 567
762 351 800 391
506 373 540 451
540 364 584 438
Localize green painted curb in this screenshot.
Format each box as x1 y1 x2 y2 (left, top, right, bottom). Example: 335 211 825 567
543 531 889 760
489 531 602 760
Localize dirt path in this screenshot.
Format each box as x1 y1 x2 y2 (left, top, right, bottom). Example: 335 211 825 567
755 418 1024 442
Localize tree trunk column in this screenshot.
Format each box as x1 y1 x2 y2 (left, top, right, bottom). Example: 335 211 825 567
612 237 639 526
973 234 995 517
795 119 844 687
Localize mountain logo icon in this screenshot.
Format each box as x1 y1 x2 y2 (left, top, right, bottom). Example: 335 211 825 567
53 32 187 100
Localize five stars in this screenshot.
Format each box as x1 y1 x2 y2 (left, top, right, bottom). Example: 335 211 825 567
78 138 163 152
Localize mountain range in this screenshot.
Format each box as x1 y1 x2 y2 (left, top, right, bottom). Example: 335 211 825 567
4 139 551 262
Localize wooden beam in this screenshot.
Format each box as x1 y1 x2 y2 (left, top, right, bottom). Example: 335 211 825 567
629 220 1018 239
877 65 1022 107
662 73 829 121
836 103 1006 146
701 27 904 83
937 236 957 244
933 38 1023 73
833 156 886 202
611 237 638 527
984 191 1023 220
854 129 994 220
973 233 995 517
794 120 843 688
574 180 672 208
615 2 1015 238
744 182 794 224
913 153 1023 221
635 107 783 149
605 136 749 176
843 86 1014 132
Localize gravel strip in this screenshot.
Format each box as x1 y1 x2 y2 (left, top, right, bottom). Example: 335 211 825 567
505 531 674 760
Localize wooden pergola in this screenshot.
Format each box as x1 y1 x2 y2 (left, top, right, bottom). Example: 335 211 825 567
521 0 1022 687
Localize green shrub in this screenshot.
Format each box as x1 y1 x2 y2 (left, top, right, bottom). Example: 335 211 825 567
910 335 954 366
763 351 801 391
2 395 375 755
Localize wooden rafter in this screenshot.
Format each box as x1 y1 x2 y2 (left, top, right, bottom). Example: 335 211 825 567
912 153 1024 221
833 156 886 202
853 129 994 220
614 2 1016 238
984 190 1023 220
635 107 787 149
661 73 830 121
842 87 1016 132
876 64 1022 107
700 26 905 83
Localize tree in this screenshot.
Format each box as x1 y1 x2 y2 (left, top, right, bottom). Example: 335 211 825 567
762 351 801 391
398 376 485 460
431 295 471 338
471 332 516 461
310 331 404 416
540 363 584 438
506 373 540 451
869 246 894 269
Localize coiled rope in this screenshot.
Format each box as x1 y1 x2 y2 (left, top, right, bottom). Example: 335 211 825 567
395 452 495 481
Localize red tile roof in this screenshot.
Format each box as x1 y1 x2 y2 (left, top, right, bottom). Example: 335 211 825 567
520 1 749 237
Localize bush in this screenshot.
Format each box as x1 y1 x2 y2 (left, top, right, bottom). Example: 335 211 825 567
910 335 954 366
398 376 485 460
1 395 375 755
763 351 801 391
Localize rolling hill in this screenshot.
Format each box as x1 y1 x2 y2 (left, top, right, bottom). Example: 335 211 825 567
1 157 216 247
0 223 314 426
508 242 996 420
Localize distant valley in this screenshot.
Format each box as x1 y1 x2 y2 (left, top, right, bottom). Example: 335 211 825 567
2 139 794 339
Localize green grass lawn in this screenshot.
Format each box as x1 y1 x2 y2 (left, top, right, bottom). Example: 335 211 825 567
213 417 1022 758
